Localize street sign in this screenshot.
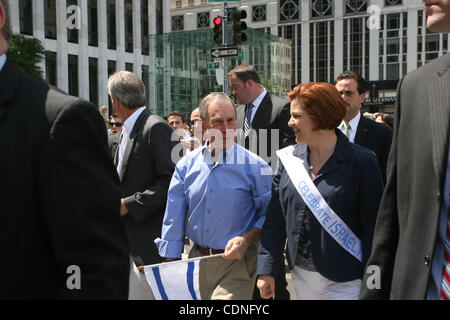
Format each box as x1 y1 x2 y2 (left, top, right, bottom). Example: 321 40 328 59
207 61 221 70
210 47 239 58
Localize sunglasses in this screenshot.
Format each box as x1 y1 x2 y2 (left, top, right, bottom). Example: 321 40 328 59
109 122 123 127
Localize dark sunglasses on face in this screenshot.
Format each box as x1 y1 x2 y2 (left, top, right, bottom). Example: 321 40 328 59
110 122 123 127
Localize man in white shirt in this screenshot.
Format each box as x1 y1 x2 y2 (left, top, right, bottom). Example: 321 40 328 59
335 71 393 182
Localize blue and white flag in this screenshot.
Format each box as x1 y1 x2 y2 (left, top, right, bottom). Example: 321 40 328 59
142 255 221 300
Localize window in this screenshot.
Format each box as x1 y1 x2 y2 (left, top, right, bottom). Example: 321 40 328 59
345 0 367 14
68 54 79 97
125 0 133 53
172 16 184 32
67 0 78 44
280 0 300 22
89 57 98 107
19 0 33 36
197 12 210 28
44 0 57 39
88 0 98 47
45 51 57 86
343 17 369 79
142 0 149 55
311 0 333 19
384 0 402 6
107 0 117 50
253 5 267 22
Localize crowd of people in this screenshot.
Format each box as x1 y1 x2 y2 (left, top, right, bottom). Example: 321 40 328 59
1 0 449 301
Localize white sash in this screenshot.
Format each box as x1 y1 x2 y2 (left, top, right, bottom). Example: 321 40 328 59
276 146 363 262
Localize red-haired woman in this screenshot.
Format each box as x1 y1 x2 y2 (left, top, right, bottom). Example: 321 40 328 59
257 82 384 300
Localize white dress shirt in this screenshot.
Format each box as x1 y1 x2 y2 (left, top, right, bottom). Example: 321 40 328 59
248 88 267 123
339 112 361 143
116 106 146 175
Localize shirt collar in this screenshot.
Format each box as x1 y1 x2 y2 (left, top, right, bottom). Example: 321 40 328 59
201 140 236 164
0 54 7 73
251 88 267 109
123 106 146 136
340 112 361 131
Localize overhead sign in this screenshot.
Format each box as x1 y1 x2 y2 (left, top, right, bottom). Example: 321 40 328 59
211 47 239 58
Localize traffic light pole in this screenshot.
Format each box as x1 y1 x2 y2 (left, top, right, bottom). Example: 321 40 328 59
222 3 229 95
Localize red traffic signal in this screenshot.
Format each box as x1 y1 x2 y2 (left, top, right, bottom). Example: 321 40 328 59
213 16 222 26
213 16 223 45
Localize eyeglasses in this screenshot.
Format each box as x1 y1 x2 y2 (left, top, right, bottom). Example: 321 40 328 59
109 122 123 127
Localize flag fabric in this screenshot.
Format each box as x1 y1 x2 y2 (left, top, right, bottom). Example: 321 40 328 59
142 257 205 300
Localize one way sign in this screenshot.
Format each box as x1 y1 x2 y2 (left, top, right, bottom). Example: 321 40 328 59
210 47 239 58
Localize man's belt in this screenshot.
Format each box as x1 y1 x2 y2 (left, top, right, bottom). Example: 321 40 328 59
194 243 225 256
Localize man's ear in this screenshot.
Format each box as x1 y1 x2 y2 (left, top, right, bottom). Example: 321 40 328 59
359 92 366 104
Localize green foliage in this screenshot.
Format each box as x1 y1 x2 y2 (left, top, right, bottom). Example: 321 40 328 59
6 34 45 80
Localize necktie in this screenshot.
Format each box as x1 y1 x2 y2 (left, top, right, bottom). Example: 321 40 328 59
440 208 450 300
343 122 351 138
244 104 254 135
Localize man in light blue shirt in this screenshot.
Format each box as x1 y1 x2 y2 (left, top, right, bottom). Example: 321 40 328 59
155 92 272 299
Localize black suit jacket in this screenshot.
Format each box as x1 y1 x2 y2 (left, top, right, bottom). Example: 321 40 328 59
113 108 177 265
354 115 393 183
236 92 295 166
258 130 384 282
0 60 130 299
360 52 450 299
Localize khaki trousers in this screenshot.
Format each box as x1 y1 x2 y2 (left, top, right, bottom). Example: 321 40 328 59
188 244 257 300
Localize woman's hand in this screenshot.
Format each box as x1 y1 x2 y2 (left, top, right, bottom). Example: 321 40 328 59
257 274 276 299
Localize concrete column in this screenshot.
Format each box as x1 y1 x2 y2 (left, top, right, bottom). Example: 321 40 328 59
78 0 90 100
98 0 109 108
56 0 68 92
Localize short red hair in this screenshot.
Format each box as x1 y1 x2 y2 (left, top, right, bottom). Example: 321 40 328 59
288 82 346 130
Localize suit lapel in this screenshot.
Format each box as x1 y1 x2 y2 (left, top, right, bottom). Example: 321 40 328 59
119 108 150 182
354 114 370 145
0 60 21 123
428 55 450 184
251 92 271 129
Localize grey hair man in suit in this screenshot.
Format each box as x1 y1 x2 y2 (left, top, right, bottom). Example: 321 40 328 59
335 71 393 183
228 64 295 300
360 0 450 300
0 0 130 299
108 71 177 266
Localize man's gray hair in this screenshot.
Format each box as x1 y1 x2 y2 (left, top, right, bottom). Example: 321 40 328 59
108 71 147 109
199 92 236 121
1 0 12 43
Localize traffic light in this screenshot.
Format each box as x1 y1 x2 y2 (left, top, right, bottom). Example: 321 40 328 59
213 16 223 45
231 9 247 45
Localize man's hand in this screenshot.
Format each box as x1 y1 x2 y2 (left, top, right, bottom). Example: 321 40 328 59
257 275 275 299
223 236 249 260
120 199 128 216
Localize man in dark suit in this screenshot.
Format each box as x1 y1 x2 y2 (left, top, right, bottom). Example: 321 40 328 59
360 0 450 300
228 64 295 300
335 71 393 183
0 0 130 299
228 65 296 170
108 71 177 266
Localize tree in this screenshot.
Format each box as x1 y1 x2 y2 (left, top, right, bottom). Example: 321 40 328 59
6 34 45 80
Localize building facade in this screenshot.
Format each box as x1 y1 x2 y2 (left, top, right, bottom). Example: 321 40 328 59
7 1 450 115
8 0 165 113
169 0 449 113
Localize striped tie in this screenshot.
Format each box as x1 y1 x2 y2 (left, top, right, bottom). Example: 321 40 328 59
343 122 351 138
244 104 254 135
440 208 450 300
